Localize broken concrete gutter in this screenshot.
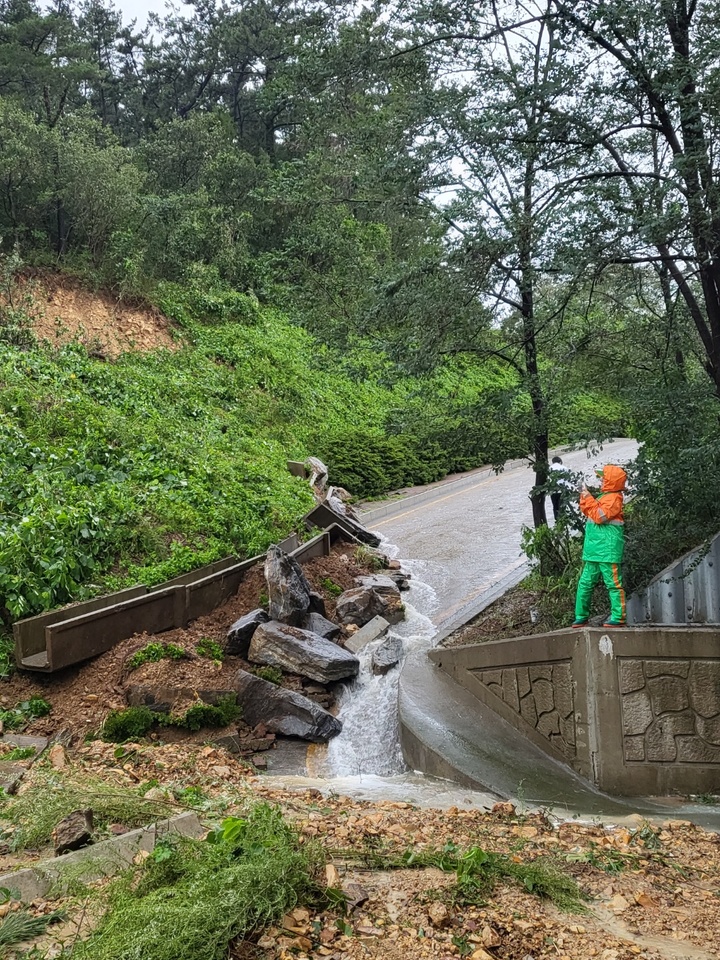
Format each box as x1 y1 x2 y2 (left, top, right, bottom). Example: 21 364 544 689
0 811 204 902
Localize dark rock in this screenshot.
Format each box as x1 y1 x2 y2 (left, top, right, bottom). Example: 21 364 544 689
53 809 94 856
335 587 384 627
308 592 327 616
357 574 402 596
249 621 359 683
235 670 342 741
212 730 242 754
264 545 313 625
372 635 403 675
252 754 268 770
302 612 342 640
386 570 411 591
225 608 270 656
336 585 404 627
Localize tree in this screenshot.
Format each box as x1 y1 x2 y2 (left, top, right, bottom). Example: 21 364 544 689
545 1 720 397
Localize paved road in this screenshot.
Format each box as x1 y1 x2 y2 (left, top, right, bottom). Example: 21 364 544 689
363 440 639 627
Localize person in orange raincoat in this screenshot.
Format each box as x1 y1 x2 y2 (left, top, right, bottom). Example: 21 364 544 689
573 464 627 628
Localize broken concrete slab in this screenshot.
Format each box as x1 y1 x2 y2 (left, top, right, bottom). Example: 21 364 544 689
0 811 204 902
344 616 390 654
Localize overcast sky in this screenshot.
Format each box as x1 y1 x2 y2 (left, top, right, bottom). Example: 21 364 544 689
118 0 189 26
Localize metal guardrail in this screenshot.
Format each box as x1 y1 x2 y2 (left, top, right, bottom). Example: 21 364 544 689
627 530 720 625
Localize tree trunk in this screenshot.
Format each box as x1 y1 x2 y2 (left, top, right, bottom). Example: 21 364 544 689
520 160 548 528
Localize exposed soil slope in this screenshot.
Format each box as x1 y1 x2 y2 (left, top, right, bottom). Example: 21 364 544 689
21 271 178 356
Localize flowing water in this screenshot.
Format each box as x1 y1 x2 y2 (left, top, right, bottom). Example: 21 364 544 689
317 550 438 778
266 539 477 806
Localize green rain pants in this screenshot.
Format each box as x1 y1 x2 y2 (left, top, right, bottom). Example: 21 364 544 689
575 561 626 623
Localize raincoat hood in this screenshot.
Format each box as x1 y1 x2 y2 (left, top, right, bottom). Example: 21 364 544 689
600 464 627 493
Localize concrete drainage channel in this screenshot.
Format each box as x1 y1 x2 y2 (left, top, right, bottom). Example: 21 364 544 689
0 812 204 901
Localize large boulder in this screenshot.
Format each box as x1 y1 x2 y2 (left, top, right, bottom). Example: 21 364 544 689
264 545 313 626
372 635 403 675
335 581 405 627
249 621 359 684
225 608 270 656
235 670 342 741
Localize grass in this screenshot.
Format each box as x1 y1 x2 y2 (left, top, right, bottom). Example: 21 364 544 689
69 803 322 960
126 642 187 671
0 908 66 949
1 745 36 762
343 840 587 913
1 772 180 851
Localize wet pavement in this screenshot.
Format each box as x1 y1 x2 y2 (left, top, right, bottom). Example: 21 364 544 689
267 439 720 828
362 439 638 630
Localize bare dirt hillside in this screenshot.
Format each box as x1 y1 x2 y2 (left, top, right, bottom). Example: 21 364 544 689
22 272 178 357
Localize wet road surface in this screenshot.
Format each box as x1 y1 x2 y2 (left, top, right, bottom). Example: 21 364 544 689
364 440 639 627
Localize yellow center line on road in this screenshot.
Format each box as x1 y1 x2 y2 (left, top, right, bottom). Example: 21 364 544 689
373 473 501 527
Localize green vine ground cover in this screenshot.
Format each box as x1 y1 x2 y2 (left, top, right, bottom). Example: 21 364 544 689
0 282 529 637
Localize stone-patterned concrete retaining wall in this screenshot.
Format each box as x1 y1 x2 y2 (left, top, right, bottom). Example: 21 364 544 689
429 627 720 796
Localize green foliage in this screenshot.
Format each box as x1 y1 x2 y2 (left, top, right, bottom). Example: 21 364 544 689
320 577 343 598
1 746 36 761
253 666 283 685
71 803 322 960
164 695 240 732
0 696 51 732
126 642 186 671
195 638 224 662
102 695 240 741
102 707 155 743
0 633 14 679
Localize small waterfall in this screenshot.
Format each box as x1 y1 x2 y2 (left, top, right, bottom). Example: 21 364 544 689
319 550 438 777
